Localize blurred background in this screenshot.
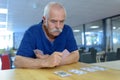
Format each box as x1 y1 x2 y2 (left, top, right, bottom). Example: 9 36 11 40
0 0 120 67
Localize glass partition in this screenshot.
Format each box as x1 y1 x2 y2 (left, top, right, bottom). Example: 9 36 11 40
112 16 120 52
72 25 84 48
85 20 103 51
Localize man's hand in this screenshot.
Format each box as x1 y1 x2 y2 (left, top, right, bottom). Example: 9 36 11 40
34 49 49 59
34 50 63 67
43 52 63 67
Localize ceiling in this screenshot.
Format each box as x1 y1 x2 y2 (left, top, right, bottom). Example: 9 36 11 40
0 0 120 32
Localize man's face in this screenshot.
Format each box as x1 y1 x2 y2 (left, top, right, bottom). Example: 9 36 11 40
44 8 66 37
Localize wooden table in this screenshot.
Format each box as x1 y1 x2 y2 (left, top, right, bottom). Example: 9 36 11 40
92 60 120 70
0 62 120 80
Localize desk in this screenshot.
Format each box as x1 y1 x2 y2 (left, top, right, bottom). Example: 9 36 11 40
0 62 120 80
91 60 120 70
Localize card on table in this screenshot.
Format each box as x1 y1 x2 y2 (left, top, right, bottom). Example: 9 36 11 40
91 66 107 71
54 71 72 77
80 66 107 72
68 69 87 75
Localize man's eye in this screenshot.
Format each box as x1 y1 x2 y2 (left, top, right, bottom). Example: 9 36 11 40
60 21 64 23
51 20 56 23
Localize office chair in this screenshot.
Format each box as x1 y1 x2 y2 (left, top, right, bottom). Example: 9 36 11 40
79 53 93 63
116 48 120 60
90 48 97 63
106 52 117 61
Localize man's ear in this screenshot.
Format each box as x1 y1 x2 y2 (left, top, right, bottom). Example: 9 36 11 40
42 16 45 20
42 16 46 23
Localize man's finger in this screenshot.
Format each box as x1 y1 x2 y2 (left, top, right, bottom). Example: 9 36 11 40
53 52 63 57
34 49 43 55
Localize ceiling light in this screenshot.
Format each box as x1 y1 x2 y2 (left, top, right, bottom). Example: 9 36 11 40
73 30 80 32
99 30 103 32
90 26 99 28
113 26 116 30
0 22 7 25
0 28 7 31
0 8 8 14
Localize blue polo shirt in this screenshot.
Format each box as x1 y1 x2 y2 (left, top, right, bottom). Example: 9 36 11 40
17 22 78 58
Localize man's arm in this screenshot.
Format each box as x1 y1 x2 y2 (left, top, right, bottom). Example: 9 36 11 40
60 50 79 66
14 55 45 69
14 52 63 69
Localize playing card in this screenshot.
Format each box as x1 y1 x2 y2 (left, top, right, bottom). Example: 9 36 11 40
54 71 71 77
91 66 107 71
33 49 43 55
80 67 97 72
62 49 70 59
80 66 107 72
68 69 87 75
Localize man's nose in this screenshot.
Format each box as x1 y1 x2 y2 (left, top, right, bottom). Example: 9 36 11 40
56 22 60 28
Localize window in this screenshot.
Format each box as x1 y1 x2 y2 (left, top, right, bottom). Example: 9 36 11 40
0 28 13 49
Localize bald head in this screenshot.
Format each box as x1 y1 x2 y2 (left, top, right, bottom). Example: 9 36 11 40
43 2 66 18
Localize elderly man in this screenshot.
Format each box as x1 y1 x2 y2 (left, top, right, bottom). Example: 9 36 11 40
14 2 79 68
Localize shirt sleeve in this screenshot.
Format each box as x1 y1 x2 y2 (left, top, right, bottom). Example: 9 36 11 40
66 27 78 52
16 30 36 58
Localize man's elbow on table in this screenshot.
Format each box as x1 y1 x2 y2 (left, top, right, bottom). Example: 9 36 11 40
14 56 22 68
62 50 79 65
73 50 79 62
